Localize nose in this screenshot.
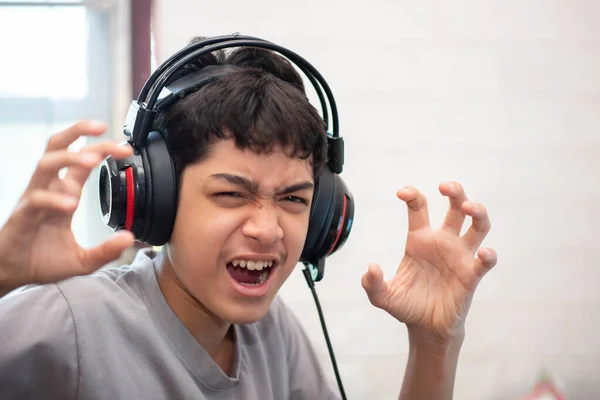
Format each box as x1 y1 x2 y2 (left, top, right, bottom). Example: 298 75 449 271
241 204 284 245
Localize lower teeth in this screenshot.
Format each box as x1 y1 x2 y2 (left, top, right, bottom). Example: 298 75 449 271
240 270 269 286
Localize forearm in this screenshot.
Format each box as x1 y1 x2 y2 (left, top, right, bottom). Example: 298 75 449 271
398 328 464 400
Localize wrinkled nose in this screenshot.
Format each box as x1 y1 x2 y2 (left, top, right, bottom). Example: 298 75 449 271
241 206 284 245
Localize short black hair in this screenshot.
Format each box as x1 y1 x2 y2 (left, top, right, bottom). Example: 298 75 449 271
153 37 328 184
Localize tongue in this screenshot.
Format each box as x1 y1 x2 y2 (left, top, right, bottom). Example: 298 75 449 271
227 264 264 285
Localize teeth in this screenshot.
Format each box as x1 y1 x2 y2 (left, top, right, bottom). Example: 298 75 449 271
240 270 269 286
230 259 274 270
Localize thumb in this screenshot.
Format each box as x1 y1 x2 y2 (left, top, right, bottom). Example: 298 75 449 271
361 263 390 310
79 230 136 274
473 247 498 279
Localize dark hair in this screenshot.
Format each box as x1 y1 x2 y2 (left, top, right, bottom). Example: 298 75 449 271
153 37 327 185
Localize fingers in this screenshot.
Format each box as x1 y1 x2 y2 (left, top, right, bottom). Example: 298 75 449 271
361 263 390 310
45 121 107 152
461 202 491 250
25 120 131 197
27 151 102 192
473 247 497 278
50 177 84 199
64 141 132 187
78 231 135 274
396 186 430 231
14 190 79 217
439 181 469 235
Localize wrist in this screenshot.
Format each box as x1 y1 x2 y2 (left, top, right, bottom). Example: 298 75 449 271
407 326 465 357
398 326 464 400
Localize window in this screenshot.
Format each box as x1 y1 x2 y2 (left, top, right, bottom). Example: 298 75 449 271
0 0 120 248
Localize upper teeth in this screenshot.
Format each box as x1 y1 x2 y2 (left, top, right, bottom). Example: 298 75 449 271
231 259 274 271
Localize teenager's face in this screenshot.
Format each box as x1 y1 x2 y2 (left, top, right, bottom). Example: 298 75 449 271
165 139 314 324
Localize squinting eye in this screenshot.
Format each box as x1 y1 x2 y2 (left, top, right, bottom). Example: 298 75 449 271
284 196 309 205
213 192 249 208
216 192 243 198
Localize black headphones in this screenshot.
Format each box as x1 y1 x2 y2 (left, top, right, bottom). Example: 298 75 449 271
98 34 354 281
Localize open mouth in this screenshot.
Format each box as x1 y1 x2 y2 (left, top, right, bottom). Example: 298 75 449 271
226 259 276 287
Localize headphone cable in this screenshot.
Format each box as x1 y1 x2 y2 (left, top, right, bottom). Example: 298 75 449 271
302 265 347 400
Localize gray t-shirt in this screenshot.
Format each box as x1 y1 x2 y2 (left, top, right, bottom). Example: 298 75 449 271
0 249 340 400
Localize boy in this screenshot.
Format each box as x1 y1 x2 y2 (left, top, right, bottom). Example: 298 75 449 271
0 37 496 399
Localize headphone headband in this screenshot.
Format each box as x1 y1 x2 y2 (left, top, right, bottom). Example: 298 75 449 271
140 35 335 134
148 39 333 132
124 34 343 173
138 34 267 101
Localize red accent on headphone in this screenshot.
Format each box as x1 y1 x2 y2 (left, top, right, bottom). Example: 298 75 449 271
327 195 347 255
125 167 135 231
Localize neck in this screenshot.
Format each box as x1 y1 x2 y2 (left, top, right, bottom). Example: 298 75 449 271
154 250 235 372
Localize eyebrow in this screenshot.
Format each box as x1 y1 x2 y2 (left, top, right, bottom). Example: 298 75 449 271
210 173 314 195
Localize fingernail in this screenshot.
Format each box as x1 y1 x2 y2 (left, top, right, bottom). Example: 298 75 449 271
481 249 492 262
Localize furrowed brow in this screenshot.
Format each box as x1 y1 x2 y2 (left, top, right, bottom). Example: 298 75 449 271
277 181 314 195
210 173 313 196
210 173 259 193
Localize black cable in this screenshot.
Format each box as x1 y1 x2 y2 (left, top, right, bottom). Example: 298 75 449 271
302 264 347 400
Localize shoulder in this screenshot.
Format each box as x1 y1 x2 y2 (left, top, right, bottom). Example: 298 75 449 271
0 281 71 323
0 282 79 398
0 250 153 400
0 249 155 328
56 248 155 310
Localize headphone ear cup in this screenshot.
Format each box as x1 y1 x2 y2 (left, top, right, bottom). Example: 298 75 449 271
139 131 178 246
99 142 147 239
301 168 334 262
301 167 354 265
323 175 354 256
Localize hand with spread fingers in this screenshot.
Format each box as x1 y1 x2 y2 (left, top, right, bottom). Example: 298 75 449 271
0 121 135 296
362 182 497 343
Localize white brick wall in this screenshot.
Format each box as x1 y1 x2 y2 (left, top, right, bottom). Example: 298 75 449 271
153 1 600 398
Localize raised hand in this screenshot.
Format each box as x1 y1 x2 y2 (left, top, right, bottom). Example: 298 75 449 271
361 182 497 342
0 121 135 294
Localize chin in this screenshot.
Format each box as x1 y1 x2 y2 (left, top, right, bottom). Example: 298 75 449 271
218 299 273 325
